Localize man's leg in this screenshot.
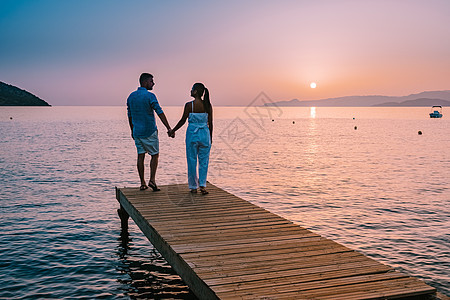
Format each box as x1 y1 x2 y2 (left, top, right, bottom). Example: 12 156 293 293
149 153 159 184
137 153 146 187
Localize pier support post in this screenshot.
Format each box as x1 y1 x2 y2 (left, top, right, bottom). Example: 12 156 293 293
117 205 130 231
117 205 129 231
115 187 129 231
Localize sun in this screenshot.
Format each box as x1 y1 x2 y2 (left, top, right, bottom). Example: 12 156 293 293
310 82 317 89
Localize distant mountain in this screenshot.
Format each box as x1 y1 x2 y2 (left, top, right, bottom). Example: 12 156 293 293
0 81 50 106
373 98 450 107
266 90 450 107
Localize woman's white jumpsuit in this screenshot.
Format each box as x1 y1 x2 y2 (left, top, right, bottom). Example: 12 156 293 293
186 103 211 189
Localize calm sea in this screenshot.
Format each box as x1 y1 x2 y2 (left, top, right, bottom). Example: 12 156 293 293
0 106 448 298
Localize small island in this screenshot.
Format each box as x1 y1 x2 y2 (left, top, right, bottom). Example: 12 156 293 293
0 81 51 106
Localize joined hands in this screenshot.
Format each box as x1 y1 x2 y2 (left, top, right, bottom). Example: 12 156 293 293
167 129 175 138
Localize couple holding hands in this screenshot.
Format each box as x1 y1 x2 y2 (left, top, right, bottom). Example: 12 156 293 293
127 73 212 195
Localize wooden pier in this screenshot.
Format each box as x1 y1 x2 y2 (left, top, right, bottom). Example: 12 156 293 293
115 183 436 299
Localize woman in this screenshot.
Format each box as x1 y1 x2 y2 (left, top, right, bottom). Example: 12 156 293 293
169 83 213 194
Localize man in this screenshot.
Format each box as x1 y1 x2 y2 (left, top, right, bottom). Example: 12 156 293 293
127 73 172 191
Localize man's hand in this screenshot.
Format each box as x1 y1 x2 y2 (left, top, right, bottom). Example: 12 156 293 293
167 129 175 138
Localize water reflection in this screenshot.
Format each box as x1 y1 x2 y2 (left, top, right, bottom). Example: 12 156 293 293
117 230 130 259
116 230 197 299
310 107 316 118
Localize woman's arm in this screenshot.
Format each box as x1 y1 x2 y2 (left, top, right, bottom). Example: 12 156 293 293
208 106 213 143
171 102 190 133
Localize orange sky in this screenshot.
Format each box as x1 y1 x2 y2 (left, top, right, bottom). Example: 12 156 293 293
1 1 449 105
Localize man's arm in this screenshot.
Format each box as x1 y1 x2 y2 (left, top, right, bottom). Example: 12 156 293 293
157 112 171 132
150 94 172 135
127 97 134 139
128 116 134 139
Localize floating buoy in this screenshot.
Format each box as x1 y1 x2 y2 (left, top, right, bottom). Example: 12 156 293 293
354 126 357 130
272 119 274 122
292 121 295 124
353 117 355 120
418 131 422 135
10 117 13 120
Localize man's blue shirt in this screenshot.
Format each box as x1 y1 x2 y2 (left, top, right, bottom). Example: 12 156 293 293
127 87 164 138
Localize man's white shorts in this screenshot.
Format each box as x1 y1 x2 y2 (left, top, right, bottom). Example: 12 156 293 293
134 131 159 155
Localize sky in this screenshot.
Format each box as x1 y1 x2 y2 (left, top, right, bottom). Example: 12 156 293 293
1 0 450 106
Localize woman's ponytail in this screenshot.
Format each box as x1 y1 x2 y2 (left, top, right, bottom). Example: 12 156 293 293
203 87 212 114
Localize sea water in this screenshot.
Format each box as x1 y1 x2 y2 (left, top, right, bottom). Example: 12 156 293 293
0 106 448 298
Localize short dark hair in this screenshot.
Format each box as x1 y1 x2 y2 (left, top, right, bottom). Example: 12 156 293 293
139 73 153 86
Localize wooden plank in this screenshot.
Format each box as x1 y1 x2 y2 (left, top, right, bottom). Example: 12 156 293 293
139 206 285 220
204 259 390 287
190 250 364 271
180 239 344 260
139 210 277 222
133 200 263 212
169 233 322 250
126 191 254 206
150 218 292 232
194 253 370 280
216 272 409 299
186 247 355 269
209 265 396 296
156 223 302 241
227 277 436 300
171 234 323 254
162 228 326 245
181 240 349 262
115 184 436 300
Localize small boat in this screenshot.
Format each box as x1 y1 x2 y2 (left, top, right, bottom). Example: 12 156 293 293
429 106 443 118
